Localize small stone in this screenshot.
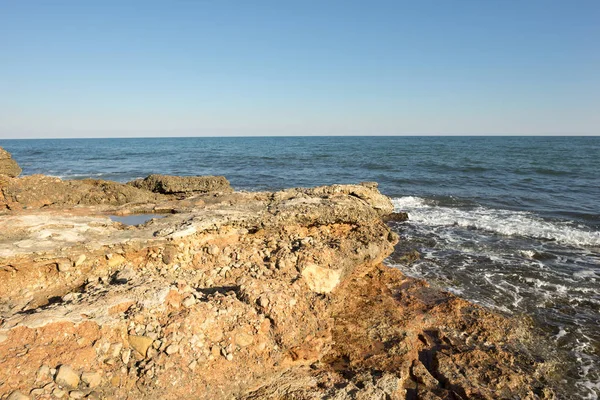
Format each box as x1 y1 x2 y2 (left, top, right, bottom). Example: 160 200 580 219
81 372 101 388
188 360 197 370
182 296 196 308
207 245 219 255
121 348 131 364
53 388 67 398
36 365 51 382
257 295 269 308
235 332 254 347
29 388 44 396
128 335 154 357
57 260 72 272
74 254 86 267
7 391 29 400
162 246 177 264
226 353 233 361
86 392 101 400
165 344 180 355
55 365 80 388
109 342 123 358
107 254 126 268
69 391 85 399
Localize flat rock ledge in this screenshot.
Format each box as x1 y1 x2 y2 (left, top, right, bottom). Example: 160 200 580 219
0 175 557 399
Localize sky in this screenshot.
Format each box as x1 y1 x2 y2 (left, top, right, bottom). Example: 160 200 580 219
1 0 599 138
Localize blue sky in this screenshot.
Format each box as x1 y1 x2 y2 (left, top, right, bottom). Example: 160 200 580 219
1 0 599 138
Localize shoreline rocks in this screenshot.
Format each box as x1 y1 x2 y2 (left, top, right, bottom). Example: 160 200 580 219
0 171 557 399
0 147 21 178
128 174 232 195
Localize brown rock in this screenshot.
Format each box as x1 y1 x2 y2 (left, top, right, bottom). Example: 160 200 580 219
383 211 409 222
0 147 21 177
128 335 154 357
301 263 341 293
80 372 101 388
0 180 557 399
54 365 80 389
128 174 232 194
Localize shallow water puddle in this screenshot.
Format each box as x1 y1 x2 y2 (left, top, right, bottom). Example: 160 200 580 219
109 214 165 226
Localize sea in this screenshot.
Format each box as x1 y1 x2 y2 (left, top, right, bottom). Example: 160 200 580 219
1 136 599 398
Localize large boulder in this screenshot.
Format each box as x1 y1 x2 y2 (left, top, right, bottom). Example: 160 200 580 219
128 174 232 195
0 147 22 178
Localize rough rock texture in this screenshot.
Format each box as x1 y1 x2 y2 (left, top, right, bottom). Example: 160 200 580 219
0 178 557 399
128 174 232 195
0 175 167 211
0 147 22 178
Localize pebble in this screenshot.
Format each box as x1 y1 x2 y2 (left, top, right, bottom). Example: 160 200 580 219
109 342 123 358
121 348 131 364
69 390 85 399
53 388 67 398
36 365 51 382
74 254 86 267
182 296 196 308
208 245 220 255
165 344 180 355
55 365 80 388
128 335 154 357
57 260 72 272
81 371 101 388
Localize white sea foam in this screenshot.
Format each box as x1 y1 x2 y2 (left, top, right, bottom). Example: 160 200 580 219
392 196 600 247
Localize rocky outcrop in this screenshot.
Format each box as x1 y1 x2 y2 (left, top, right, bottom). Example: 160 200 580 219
0 175 167 211
0 147 21 178
0 178 557 399
128 174 232 195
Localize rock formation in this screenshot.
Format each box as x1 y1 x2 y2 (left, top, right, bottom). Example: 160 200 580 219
0 172 557 399
0 147 22 178
128 174 232 195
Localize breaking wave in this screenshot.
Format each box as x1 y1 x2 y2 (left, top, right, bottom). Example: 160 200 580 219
392 196 600 248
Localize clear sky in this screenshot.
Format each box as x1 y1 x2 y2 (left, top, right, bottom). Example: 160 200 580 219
1 0 599 138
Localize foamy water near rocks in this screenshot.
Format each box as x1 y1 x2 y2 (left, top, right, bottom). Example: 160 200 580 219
0 155 558 399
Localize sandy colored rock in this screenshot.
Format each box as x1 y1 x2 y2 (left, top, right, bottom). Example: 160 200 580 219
81 372 101 388
55 365 80 388
0 147 22 178
128 335 154 357
0 179 558 399
301 263 341 293
0 175 166 211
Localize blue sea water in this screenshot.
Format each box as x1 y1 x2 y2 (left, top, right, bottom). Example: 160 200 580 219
1 136 599 397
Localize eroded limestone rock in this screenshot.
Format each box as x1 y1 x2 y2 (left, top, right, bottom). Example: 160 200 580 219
128 174 232 194
0 179 557 399
0 147 22 178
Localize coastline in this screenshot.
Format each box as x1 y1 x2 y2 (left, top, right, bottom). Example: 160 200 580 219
0 167 558 398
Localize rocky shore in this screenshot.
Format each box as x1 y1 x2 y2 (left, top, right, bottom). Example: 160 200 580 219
0 147 557 399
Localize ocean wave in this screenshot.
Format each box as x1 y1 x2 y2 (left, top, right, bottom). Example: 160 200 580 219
392 196 600 247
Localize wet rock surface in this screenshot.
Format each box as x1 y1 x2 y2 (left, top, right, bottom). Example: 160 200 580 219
0 174 557 399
